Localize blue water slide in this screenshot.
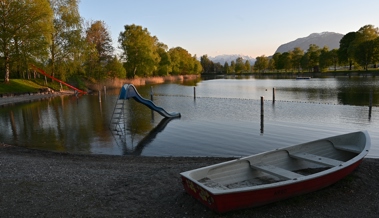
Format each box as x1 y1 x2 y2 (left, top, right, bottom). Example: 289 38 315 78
119 84 181 118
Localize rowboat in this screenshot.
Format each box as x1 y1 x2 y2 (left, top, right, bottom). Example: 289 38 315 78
180 131 370 213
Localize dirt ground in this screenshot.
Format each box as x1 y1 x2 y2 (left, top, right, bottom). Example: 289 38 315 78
1 93 379 217
0 145 378 218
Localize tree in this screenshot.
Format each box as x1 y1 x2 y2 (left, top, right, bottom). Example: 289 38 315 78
105 56 126 79
300 53 310 72
272 52 281 71
268 58 275 72
354 24 379 43
330 49 339 71
230 60 235 73
319 47 332 71
213 62 223 74
118 24 160 78
200 55 213 73
86 20 114 63
352 25 379 69
307 44 321 72
85 20 114 79
244 60 251 73
354 39 379 70
235 57 245 73
254 55 269 73
156 42 171 76
278 52 292 72
223 62 229 74
49 0 82 81
168 47 201 75
291 47 304 72
338 32 356 70
0 0 53 82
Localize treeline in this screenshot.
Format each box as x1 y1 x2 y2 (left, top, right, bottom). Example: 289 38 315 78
0 0 202 84
200 55 252 74
201 24 379 74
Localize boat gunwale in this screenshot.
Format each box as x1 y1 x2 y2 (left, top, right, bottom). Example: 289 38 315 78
180 131 371 195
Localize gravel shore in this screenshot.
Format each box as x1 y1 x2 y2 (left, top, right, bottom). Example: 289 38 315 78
0 145 378 218
1 93 379 217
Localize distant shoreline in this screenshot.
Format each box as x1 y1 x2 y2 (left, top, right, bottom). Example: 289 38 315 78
201 70 379 78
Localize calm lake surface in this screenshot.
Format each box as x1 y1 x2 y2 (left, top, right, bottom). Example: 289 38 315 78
1 76 378 158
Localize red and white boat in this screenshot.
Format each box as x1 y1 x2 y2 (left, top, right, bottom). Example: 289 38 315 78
180 131 370 213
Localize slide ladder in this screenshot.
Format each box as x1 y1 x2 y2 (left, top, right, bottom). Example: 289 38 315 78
109 84 180 145
30 65 87 94
110 91 127 137
115 84 181 118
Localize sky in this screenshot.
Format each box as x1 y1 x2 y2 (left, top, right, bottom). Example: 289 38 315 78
79 0 379 58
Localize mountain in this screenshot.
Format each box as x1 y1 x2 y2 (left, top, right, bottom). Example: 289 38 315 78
275 32 344 54
209 54 256 65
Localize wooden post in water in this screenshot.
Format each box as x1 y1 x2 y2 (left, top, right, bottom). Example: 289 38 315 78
98 90 101 102
273 88 276 103
260 96 264 133
369 90 373 118
104 86 107 95
150 86 154 121
150 86 154 101
194 87 196 99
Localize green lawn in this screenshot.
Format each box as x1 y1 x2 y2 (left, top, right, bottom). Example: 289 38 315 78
0 79 45 94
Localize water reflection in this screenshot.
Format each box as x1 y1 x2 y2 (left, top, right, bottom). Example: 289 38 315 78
0 77 378 157
112 117 180 155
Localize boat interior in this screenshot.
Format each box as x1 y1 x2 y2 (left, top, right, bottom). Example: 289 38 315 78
193 132 367 190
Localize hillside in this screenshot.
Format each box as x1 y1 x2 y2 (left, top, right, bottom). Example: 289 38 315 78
275 32 343 53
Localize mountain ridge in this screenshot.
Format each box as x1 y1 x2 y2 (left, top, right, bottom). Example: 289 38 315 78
275 32 343 54
209 54 256 65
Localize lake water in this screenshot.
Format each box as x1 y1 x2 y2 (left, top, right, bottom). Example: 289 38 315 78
1 76 378 158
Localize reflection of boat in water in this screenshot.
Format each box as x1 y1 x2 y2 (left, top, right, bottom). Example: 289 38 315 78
296 77 311 80
111 117 180 155
180 131 370 213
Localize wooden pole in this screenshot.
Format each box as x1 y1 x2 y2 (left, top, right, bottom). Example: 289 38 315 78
98 90 101 102
273 87 276 103
104 86 107 95
150 86 154 101
260 96 264 133
194 87 196 99
369 90 373 118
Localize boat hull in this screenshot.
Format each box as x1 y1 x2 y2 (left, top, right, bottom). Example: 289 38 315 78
181 159 362 213
180 131 370 213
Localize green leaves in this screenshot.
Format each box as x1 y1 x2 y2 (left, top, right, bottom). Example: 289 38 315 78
119 24 201 78
0 0 54 82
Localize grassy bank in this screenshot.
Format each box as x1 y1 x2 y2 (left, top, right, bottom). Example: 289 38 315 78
0 79 46 94
0 75 200 95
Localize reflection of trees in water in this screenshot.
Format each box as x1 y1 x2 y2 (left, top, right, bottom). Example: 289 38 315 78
336 78 379 106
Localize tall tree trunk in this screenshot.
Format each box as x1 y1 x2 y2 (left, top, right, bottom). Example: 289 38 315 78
4 49 10 82
51 36 55 82
4 60 10 82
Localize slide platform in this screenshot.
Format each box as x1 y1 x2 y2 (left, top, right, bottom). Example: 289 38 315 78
120 84 181 118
